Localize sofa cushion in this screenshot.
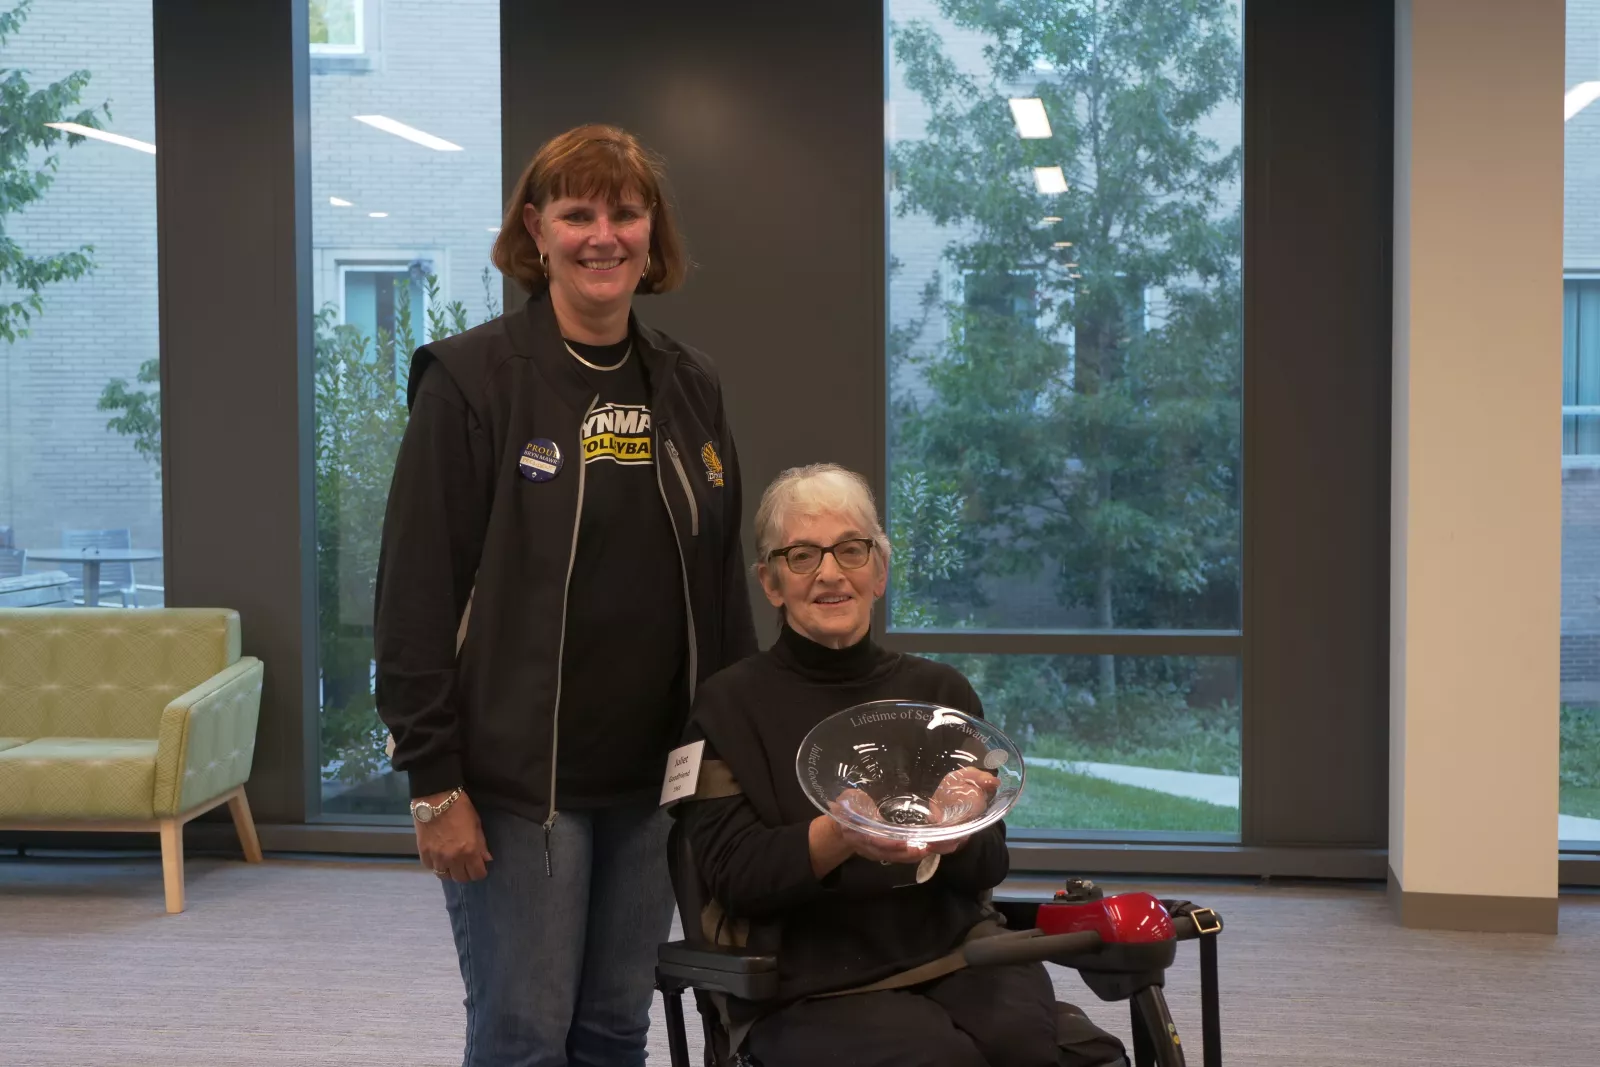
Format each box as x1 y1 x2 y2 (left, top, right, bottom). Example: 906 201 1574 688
0 738 159 820
0 609 240 739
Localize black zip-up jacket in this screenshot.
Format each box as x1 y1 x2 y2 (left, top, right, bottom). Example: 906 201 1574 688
373 290 759 825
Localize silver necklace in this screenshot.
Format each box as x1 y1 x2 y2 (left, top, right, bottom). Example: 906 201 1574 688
564 339 632 371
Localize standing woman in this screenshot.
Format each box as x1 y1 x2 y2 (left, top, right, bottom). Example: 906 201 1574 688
374 124 757 1067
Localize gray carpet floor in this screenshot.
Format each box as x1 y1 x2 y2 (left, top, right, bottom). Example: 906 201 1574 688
2 852 1597 1066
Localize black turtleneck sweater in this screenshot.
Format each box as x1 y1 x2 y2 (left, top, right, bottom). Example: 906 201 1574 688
676 625 1010 1006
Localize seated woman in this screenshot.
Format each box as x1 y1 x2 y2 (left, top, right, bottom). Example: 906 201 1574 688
676 464 1125 1067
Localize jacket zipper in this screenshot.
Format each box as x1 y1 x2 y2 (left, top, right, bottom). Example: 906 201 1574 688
656 427 699 703
545 395 598 876
663 438 699 536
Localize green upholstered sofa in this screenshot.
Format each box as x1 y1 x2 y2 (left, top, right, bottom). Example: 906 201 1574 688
0 608 265 912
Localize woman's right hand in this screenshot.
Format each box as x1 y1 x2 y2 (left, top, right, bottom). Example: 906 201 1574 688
416 789 493 883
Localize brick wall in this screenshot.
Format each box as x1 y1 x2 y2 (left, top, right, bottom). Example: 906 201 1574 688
0 0 162 587
0 0 499 594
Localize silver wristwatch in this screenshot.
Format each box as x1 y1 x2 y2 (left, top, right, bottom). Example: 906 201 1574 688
410 787 463 824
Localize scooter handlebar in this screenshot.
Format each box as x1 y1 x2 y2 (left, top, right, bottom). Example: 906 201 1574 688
963 929 1104 968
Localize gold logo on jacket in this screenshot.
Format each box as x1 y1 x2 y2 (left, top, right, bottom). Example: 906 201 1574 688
701 441 725 487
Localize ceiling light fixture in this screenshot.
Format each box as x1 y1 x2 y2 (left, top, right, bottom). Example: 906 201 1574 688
1008 98 1053 139
353 114 463 151
330 196 353 207
368 211 389 219
1567 82 1600 122
1033 166 1069 195
44 122 155 154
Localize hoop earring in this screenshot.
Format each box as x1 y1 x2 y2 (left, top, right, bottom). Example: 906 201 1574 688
538 251 549 274
641 252 651 286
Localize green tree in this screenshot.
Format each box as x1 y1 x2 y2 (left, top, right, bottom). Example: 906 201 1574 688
890 0 1242 708
0 0 107 343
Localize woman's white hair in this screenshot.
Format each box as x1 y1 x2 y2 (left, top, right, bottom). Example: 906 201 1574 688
753 463 892 570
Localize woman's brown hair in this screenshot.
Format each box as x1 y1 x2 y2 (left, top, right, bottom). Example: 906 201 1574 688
492 124 688 296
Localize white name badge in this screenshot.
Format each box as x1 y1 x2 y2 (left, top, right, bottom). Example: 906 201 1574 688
660 740 706 805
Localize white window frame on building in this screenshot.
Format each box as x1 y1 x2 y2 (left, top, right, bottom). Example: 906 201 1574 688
315 248 445 379
309 0 380 73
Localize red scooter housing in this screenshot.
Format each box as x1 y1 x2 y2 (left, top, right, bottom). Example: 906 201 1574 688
1036 890 1176 944
1034 880 1178 999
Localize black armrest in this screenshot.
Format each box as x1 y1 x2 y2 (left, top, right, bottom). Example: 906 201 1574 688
657 940 780 1001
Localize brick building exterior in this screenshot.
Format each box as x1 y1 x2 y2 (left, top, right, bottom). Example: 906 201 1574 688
0 0 499 600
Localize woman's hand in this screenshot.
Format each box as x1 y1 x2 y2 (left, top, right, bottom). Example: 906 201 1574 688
416 789 493 883
929 767 999 822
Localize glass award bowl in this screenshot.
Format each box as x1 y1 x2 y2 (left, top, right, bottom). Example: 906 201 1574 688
795 700 1025 844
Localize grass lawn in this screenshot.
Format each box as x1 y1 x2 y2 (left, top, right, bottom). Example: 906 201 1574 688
1560 783 1600 822
1009 764 1238 833
1021 731 1240 778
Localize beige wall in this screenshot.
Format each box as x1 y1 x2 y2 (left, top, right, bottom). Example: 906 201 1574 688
1391 0 1563 900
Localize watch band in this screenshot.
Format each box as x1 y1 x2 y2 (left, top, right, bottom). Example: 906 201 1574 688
411 787 462 824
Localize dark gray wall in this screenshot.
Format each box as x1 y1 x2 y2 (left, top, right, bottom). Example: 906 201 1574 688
500 1 885 645
153 0 318 824
1242 0 1393 847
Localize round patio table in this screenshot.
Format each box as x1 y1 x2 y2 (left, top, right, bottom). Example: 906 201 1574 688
24 548 164 607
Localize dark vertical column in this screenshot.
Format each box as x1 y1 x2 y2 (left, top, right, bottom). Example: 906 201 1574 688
501 0 885 646
154 0 317 823
1241 0 1394 847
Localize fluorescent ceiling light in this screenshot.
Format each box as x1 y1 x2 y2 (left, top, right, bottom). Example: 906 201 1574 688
1053 242 1074 249
1041 216 1062 224
1567 82 1600 121
329 196 353 207
486 226 500 232
1009 98 1052 139
353 114 463 151
44 122 155 154
368 211 389 219
1033 166 1069 195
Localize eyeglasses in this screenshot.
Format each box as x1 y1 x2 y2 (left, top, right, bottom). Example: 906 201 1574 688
768 538 875 576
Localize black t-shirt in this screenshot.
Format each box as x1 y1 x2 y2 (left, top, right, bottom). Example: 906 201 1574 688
556 336 689 807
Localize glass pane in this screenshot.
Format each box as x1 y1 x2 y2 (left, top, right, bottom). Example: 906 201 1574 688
927 654 1240 835
886 1 1243 632
312 0 502 816
1562 7 1600 843
310 0 361 51
0 2 163 608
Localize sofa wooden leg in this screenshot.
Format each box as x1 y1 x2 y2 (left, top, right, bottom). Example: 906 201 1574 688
159 818 185 914
228 788 264 863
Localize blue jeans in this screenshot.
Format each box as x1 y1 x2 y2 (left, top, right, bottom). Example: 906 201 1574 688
442 803 675 1067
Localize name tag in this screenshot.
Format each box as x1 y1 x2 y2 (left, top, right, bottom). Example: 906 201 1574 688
660 740 706 805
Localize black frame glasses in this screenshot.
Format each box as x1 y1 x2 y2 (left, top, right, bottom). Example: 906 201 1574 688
767 538 876 575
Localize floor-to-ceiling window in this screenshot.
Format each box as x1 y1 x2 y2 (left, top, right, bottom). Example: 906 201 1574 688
308 0 501 816
1561 2 1600 845
885 0 1243 834
0 0 164 610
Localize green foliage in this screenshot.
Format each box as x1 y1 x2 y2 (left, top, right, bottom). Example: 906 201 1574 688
97 358 160 467
1562 704 1600 790
887 468 973 629
0 0 108 343
315 267 483 784
890 0 1242 737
